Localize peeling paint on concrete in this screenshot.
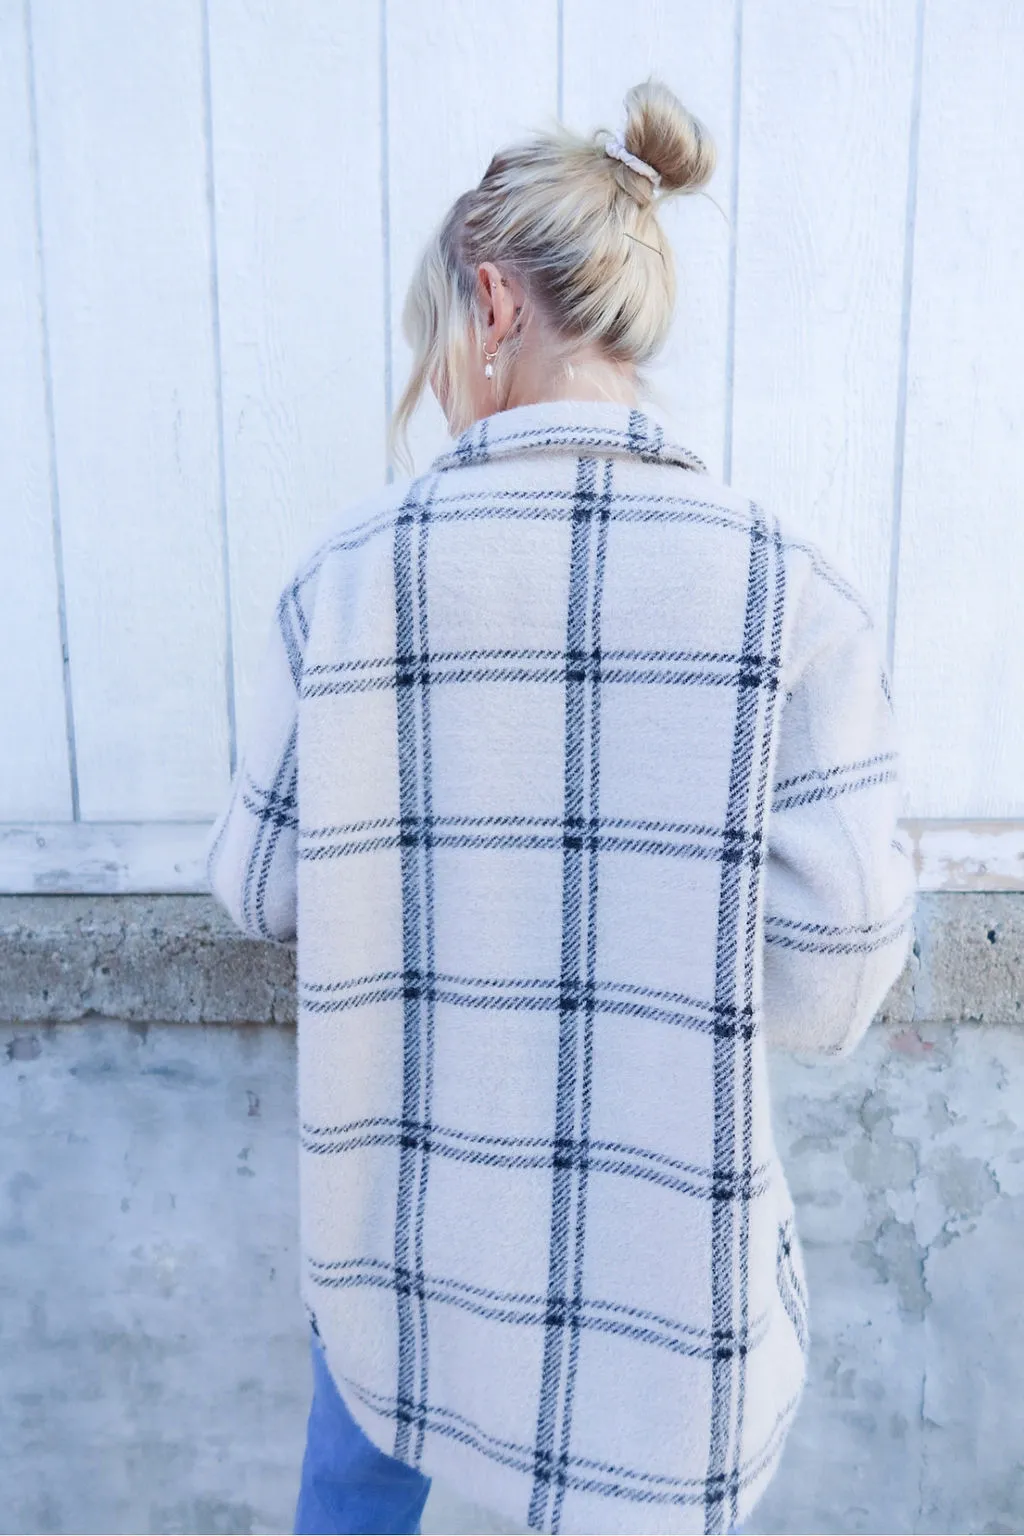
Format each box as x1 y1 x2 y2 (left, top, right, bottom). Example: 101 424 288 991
853 1213 930 1318
755 1017 1024 1535
846 1088 920 1191
933 1147 1001 1221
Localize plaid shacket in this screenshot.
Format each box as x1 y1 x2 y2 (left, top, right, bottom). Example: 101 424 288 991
207 398 916 1535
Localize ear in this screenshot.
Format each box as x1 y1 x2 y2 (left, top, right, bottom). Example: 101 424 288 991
476 262 519 344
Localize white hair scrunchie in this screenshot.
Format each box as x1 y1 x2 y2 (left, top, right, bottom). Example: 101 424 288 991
604 136 662 188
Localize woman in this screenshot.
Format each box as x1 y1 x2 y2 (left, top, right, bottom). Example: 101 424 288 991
208 79 916 1536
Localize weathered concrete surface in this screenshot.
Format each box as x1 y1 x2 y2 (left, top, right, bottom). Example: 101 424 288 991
0 896 297 1025
1 1021 304 1536
3 891 1023 1029
756 1019 1024 1536
3 1017 1023 1535
0 1018 519 1536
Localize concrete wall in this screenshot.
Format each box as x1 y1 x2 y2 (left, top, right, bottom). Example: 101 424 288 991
4 1012 1023 1536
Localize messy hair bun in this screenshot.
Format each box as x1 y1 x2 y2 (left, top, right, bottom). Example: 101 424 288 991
390 77 718 470
612 79 717 197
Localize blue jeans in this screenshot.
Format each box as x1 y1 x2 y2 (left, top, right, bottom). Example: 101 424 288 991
294 1327 432 1534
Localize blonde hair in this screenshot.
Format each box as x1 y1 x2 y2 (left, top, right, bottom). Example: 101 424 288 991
388 78 717 473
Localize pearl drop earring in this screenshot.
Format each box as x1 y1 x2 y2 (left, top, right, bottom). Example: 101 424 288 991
483 343 499 380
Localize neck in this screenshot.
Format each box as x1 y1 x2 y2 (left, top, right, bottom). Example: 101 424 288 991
504 342 640 411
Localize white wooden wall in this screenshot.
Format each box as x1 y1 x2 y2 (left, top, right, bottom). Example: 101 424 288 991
3 0 1022 894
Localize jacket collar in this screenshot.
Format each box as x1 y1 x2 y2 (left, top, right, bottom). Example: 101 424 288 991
429 398 708 476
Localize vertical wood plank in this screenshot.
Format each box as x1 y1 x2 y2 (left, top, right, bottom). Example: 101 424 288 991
562 0 739 479
0 4 72 819
730 0 918 629
208 0 388 751
386 0 559 473
894 0 1024 817
31 0 229 820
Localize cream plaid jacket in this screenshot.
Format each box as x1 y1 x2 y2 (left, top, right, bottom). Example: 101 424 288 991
208 397 915 1534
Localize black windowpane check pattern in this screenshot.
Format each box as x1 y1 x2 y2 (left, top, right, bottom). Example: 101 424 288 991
206 400 916 1534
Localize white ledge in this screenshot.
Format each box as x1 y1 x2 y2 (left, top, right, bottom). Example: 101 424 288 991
903 819 1024 893
0 822 212 895
0 819 1022 896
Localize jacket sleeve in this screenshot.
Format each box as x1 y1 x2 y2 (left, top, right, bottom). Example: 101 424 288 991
205 576 310 945
761 564 917 1056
